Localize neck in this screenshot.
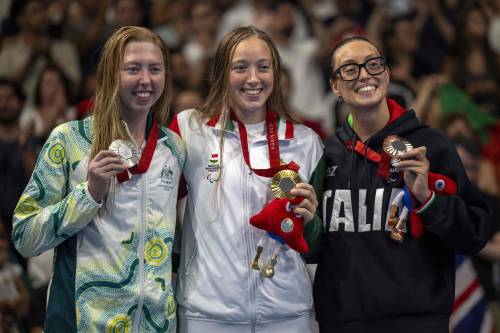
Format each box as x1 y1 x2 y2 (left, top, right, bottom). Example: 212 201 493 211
233 107 266 124
121 112 148 147
350 100 390 142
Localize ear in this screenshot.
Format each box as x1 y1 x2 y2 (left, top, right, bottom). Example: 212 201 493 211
330 78 341 97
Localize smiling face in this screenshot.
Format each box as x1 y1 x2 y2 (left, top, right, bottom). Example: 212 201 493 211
331 40 389 112
228 37 274 124
118 41 165 118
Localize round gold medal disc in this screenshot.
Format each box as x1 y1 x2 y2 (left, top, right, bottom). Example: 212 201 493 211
271 170 302 199
383 135 413 158
109 139 139 167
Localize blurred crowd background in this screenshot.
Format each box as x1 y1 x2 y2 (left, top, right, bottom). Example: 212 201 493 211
0 0 499 332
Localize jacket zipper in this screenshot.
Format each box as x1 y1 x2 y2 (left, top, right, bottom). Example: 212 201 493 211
133 174 147 333
243 161 257 333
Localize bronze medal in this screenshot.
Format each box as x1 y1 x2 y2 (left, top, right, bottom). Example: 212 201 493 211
271 169 302 199
383 135 413 158
109 139 139 168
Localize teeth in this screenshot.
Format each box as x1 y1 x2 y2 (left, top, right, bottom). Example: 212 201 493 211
135 91 152 97
357 86 375 93
244 89 261 95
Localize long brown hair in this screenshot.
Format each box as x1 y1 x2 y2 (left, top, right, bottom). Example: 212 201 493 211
194 26 290 196
90 26 171 162
197 26 289 122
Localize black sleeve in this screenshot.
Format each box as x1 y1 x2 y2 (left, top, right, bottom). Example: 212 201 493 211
417 131 492 255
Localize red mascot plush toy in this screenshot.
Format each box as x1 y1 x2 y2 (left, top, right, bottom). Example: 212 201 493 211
250 196 309 254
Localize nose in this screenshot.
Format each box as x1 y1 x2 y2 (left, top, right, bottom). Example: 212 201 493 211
247 67 259 85
358 65 371 81
139 69 151 85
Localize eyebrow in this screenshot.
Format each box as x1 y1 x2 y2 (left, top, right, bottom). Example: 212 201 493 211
122 61 164 66
338 54 381 66
231 58 271 64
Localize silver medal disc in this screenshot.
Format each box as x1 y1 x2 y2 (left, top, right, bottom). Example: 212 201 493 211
109 139 139 167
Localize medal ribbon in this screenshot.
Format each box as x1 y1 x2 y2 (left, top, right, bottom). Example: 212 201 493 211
117 117 159 183
231 110 298 177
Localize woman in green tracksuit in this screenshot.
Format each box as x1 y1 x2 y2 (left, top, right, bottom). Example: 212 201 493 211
12 26 185 332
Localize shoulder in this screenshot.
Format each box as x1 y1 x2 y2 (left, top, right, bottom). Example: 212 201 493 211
293 121 322 142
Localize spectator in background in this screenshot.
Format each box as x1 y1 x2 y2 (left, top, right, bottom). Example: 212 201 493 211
172 89 203 114
451 3 500 117
169 48 197 96
113 0 146 29
25 248 53 333
0 79 34 267
452 135 500 331
267 0 330 123
217 0 309 40
280 66 327 138
184 1 219 68
65 0 110 74
0 0 81 105
19 64 76 156
0 229 30 333
183 1 220 92
151 0 190 48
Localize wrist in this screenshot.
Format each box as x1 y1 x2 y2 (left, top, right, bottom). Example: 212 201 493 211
415 189 432 204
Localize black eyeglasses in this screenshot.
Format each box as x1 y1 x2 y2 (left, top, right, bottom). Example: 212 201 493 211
334 57 387 81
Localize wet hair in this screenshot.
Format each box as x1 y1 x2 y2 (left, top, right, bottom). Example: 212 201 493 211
329 36 384 79
90 26 171 163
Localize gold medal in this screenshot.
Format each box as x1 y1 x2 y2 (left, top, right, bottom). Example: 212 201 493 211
271 169 301 199
383 135 413 158
260 254 278 278
109 139 139 167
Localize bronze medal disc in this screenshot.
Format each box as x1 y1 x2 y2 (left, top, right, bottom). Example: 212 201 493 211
109 139 139 167
383 135 413 158
271 170 302 199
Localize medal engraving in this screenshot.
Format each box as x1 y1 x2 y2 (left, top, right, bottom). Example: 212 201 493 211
271 170 302 199
109 139 139 167
383 135 413 158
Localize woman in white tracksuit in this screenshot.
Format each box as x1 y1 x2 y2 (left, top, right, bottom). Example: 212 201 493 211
170 26 324 333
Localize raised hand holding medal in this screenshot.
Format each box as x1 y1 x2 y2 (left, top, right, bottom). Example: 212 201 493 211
383 135 413 242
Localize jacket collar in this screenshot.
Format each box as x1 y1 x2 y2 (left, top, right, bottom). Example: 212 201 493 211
206 111 295 141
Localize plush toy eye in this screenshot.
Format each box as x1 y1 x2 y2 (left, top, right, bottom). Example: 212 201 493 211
285 202 292 212
434 179 445 191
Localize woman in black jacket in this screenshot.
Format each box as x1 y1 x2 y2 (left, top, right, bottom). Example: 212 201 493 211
314 36 492 333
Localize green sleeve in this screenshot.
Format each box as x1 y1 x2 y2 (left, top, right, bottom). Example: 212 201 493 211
303 155 325 255
12 125 100 257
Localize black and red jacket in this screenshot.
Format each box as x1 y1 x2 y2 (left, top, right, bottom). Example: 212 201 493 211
314 100 491 332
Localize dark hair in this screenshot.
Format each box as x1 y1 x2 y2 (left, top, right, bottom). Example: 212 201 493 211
451 135 481 160
0 78 25 102
329 36 384 79
34 63 72 107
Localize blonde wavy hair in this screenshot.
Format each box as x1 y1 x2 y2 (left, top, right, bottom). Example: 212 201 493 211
90 26 171 162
